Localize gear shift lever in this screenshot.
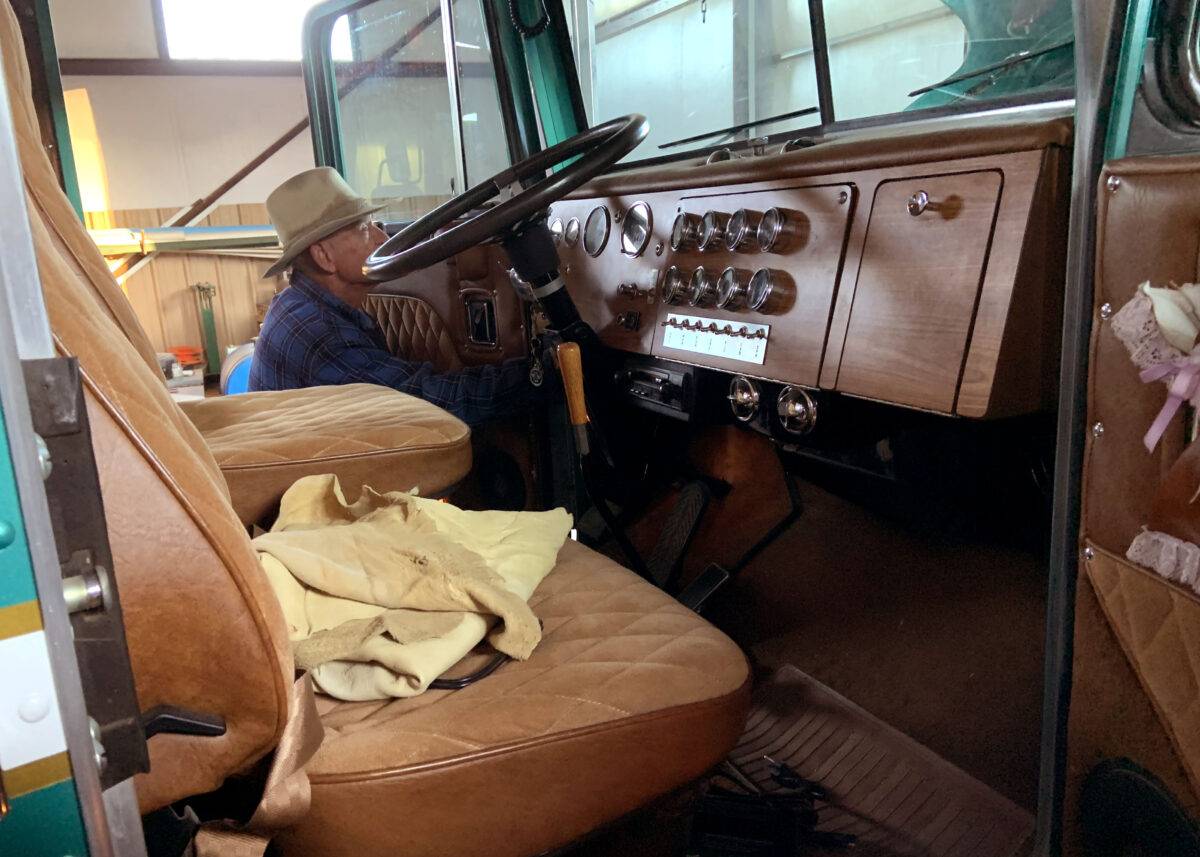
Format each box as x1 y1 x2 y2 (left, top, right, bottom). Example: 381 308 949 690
555 342 652 581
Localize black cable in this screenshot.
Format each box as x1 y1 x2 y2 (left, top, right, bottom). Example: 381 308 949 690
507 0 550 38
429 651 509 690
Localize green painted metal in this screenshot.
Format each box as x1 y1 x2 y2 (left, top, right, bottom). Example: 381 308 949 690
301 0 351 173
28 0 82 219
0 404 37 610
1105 0 1155 159
487 0 542 160
512 0 584 147
1 780 90 856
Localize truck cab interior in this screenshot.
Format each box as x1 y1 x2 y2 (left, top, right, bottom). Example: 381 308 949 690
2 1 1200 856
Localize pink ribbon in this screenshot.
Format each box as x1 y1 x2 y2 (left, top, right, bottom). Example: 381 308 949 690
1140 354 1200 452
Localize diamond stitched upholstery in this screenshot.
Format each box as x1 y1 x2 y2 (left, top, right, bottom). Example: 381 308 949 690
180 384 471 524
1086 543 1200 796
363 294 463 370
276 539 751 857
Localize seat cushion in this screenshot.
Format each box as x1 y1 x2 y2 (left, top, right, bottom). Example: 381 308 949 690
182 384 472 525
276 539 750 857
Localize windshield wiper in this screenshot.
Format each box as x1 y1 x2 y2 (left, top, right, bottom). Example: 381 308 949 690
658 105 819 150
907 37 1074 98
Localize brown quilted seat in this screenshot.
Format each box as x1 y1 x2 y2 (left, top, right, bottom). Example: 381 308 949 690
276 539 751 857
363 293 463 371
180 385 471 524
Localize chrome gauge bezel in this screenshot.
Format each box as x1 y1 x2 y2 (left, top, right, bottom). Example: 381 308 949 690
728 376 761 422
687 266 718 307
583 205 611 257
698 210 730 252
549 218 564 243
725 209 761 252
659 266 689 304
564 217 581 246
620 202 653 257
748 268 775 312
716 267 750 309
670 212 701 251
757 207 786 252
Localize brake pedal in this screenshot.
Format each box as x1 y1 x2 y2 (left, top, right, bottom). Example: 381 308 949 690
678 563 730 613
648 480 712 588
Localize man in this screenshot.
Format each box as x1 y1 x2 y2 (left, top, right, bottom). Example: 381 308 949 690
250 167 529 426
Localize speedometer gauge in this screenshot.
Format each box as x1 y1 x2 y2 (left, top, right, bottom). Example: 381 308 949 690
583 206 610 257
620 202 652 256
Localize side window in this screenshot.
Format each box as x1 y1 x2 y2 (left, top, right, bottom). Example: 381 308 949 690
332 0 509 221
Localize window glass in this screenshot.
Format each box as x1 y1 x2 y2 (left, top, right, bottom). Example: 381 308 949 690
562 0 1074 161
162 0 352 61
332 0 510 221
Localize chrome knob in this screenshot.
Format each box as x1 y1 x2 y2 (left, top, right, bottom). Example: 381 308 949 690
725 209 762 252
716 267 751 310
728 376 761 422
756 207 805 253
688 267 718 307
670 212 701 251
907 190 943 216
776 387 817 435
659 266 690 304
698 211 731 252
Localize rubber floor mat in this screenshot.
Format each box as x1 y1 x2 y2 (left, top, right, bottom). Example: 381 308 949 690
728 665 1034 856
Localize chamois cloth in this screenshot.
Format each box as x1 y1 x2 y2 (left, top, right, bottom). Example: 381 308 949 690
254 474 572 700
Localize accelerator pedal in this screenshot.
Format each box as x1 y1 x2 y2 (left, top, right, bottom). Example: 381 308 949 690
647 479 712 589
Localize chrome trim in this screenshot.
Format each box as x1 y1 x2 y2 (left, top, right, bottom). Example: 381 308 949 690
907 190 945 216
747 268 795 314
726 208 762 252
698 210 730 251
687 266 718 307
564 217 580 246
583 205 610 257
776 386 817 435
549 217 564 242
756 207 804 253
728 376 761 422
716 267 750 309
659 265 690 304
620 201 653 256
670 211 701 251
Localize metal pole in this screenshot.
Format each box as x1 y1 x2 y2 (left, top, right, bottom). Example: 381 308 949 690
440 0 469 194
805 0 835 126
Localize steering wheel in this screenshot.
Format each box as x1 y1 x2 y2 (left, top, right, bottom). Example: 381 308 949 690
364 114 648 281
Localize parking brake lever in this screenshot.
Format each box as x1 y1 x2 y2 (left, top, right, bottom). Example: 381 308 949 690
556 343 652 581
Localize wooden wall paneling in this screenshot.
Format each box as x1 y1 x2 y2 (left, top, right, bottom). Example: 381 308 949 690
112 207 167 351
835 169 1004 413
151 206 203 351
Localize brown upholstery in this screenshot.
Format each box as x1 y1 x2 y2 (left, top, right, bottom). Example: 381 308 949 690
181 385 471 524
362 293 463 372
1064 157 1200 852
5 4 751 841
2 1 291 811
277 540 750 857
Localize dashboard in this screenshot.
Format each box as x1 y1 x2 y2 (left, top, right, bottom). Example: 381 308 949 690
547 113 1071 421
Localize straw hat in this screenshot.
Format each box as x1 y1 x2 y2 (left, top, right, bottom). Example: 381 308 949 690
263 167 385 277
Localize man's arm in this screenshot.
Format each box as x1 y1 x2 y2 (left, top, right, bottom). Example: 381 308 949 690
309 334 530 426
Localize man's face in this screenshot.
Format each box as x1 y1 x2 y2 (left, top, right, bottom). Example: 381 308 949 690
313 218 388 285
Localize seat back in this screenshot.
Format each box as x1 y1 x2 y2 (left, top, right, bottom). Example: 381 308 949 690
2 3 291 813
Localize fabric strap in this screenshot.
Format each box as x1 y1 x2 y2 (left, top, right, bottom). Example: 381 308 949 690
194 674 324 857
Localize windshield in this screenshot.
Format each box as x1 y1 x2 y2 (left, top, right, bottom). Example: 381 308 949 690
563 0 1074 162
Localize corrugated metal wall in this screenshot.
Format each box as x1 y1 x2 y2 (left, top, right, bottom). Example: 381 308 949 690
88 203 276 355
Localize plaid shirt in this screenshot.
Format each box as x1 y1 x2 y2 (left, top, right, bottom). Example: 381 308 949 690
249 271 529 426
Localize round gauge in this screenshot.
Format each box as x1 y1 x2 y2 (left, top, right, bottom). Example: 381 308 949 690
698 211 730 251
564 217 581 246
620 202 653 256
670 212 701 251
757 208 786 252
716 267 750 309
583 206 611 257
659 266 689 304
549 218 564 243
748 268 794 313
688 266 717 307
726 209 761 252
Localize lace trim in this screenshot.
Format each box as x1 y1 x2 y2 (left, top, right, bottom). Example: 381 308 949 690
1112 292 1185 374
1127 528 1200 596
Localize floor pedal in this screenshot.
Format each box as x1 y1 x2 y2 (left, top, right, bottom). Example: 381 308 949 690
678 563 730 613
647 480 712 588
